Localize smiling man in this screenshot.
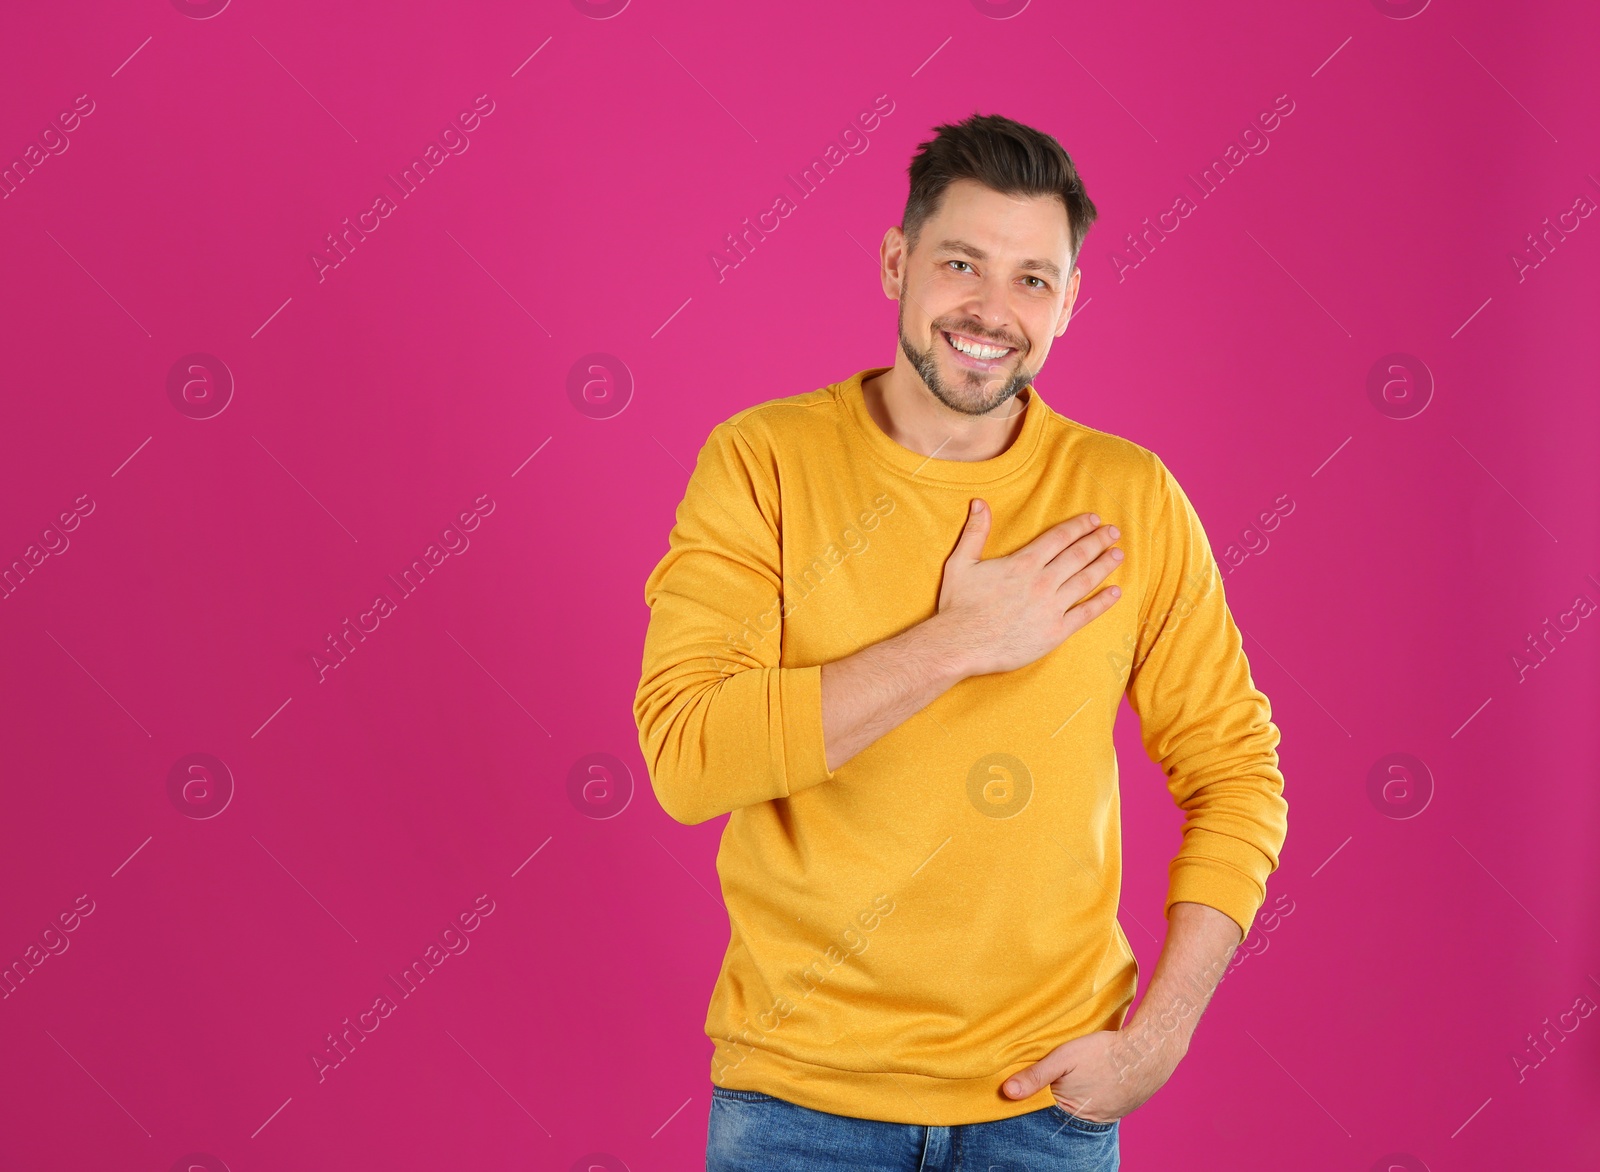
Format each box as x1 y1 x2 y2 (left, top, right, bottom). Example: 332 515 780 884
634 112 1289 1172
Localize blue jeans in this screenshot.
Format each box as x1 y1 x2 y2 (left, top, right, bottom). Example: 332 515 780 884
706 1087 1120 1171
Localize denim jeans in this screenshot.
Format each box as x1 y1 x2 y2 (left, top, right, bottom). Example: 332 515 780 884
706 1087 1120 1171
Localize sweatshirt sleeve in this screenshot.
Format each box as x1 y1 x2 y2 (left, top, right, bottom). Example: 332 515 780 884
633 419 837 825
1124 455 1289 944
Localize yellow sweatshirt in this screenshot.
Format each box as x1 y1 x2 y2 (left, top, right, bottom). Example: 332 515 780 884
633 365 1288 1126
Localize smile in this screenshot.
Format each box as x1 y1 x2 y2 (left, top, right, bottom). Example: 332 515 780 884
942 329 1015 368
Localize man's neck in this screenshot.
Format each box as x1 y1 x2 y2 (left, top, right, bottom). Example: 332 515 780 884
861 359 1031 463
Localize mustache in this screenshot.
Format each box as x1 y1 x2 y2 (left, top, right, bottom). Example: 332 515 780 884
938 323 1023 351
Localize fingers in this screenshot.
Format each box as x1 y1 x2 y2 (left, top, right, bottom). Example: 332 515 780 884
1003 1063 1048 1099
1058 542 1125 622
1022 512 1103 566
1062 581 1122 630
1043 519 1120 593
951 498 992 562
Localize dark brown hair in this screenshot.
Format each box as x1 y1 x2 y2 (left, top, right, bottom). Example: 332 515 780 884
902 112 1098 272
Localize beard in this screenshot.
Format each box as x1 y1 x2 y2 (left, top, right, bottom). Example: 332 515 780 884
898 299 1034 418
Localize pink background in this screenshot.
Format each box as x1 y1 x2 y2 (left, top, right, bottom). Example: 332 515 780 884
2 0 1597 1169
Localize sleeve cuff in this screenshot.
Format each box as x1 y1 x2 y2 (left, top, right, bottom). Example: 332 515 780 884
779 663 837 799
1166 854 1268 944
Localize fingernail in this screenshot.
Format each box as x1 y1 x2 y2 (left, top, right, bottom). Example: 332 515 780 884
971 500 982 514
1005 1080 1022 1096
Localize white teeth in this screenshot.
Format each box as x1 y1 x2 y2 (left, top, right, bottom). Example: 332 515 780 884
945 332 1010 360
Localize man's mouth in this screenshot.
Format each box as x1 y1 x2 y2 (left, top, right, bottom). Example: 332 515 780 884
941 329 1015 369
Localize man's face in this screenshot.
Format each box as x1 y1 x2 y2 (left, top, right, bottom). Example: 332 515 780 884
887 178 1080 417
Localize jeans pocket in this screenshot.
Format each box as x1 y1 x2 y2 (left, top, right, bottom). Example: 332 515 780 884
1046 1104 1119 1134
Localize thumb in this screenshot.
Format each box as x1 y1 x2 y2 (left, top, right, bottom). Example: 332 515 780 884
1003 1050 1067 1100
954 498 990 560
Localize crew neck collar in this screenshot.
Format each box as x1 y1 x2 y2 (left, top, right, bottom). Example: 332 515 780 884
840 366 1051 485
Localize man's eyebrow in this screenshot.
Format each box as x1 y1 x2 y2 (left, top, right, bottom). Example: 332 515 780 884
932 238 1062 282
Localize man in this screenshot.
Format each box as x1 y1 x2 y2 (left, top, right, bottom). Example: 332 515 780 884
633 111 1288 1171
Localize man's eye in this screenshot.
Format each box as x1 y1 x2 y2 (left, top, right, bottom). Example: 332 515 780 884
947 260 973 273
1024 276 1046 289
